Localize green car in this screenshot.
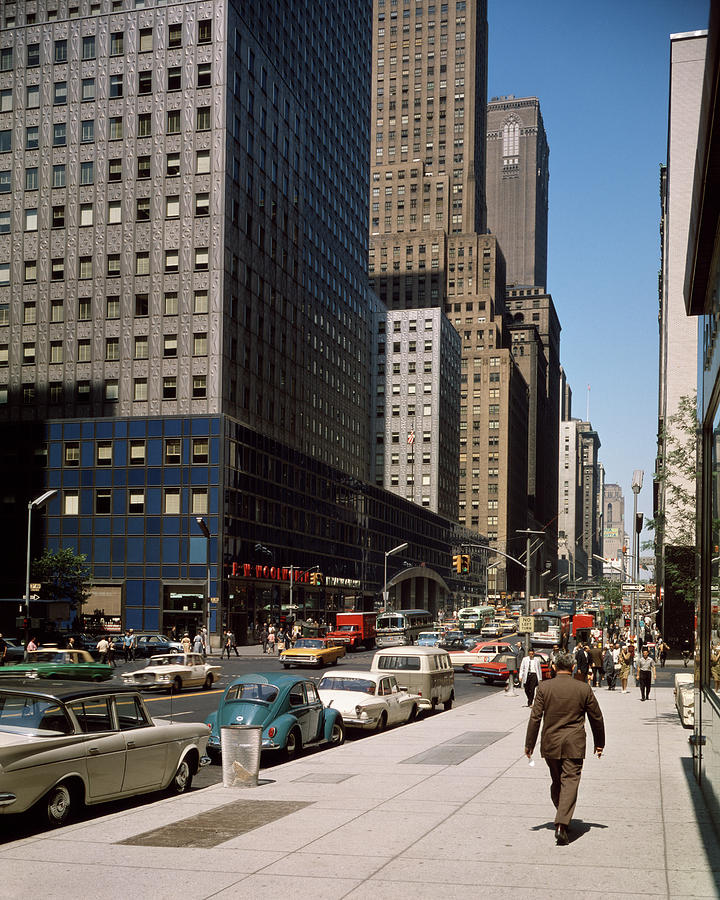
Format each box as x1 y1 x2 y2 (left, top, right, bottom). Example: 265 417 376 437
0 649 113 682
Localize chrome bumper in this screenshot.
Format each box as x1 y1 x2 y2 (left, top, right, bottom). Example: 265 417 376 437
0 793 17 806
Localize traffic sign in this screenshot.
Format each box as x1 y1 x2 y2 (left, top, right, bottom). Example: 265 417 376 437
622 583 643 592
518 616 534 633
30 583 41 591
29 593 40 601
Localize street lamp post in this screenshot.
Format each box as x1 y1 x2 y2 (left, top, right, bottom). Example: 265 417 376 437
631 470 644 642
384 542 408 610
518 529 546 652
195 517 211 653
25 489 57 639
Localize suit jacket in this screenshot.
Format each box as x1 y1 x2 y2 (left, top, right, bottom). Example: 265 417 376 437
525 672 605 759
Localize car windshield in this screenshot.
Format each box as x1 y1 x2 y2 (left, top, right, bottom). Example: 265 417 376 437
225 683 279 703
0 692 73 735
337 625 359 632
318 677 376 694
293 639 323 649
148 655 186 666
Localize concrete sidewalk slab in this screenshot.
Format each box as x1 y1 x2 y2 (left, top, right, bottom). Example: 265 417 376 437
0 671 718 900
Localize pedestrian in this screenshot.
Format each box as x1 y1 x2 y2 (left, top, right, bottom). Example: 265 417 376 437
192 631 204 654
67 637 75 649
261 625 269 653
618 643 634 693
122 629 135 661
524 651 605 846
574 643 590 682
589 644 604 687
181 632 192 653
226 629 239 657
658 639 669 668
519 647 543 706
267 626 276 654
602 644 616 690
201 626 208 659
96 635 109 664
222 632 232 659
276 628 286 653
549 644 561 678
106 636 116 667
26 636 37 653
637 646 656 701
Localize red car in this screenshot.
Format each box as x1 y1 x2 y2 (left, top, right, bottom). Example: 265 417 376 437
468 650 551 685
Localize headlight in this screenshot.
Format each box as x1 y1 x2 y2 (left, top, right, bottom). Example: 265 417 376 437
158 674 171 682
355 706 368 717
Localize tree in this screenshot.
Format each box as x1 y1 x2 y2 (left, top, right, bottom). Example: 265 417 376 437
32 548 91 611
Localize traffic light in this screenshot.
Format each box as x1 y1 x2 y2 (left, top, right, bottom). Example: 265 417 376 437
309 572 318 585
452 554 462 573
461 554 470 574
315 572 324 586
635 513 644 534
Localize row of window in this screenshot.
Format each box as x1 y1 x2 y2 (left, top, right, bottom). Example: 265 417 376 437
0 375 208 406
0 20 212 72
62 437 210 467
63 486 210 517
0 248 210 285
0 291 208 326
1 333 207 365
0 107 212 154
378 340 434 353
377 404 436 417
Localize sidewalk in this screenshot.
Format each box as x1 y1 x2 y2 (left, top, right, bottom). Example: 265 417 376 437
0 669 717 899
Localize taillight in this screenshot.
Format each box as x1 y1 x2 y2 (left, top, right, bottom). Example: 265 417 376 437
268 726 276 737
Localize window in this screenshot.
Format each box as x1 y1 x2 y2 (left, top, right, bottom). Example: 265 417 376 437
165 249 179 273
97 442 112 466
26 84 39 108
23 301 37 323
106 295 120 318
27 44 40 67
24 261 37 283
51 258 65 280
196 107 210 130
0 263 8 284
79 258 93 280
164 489 181 514
108 159 122 182
0 343 7 364
80 161 94 185
166 152 180 176
138 70 152 95
198 19 212 43
0 131 11 153
167 109 180 134
136 197 150 220
50 339 63 362
165 196 180 218
109 74 123 98
25 168 38 190
25 127 38 149
137 156 150 178
108 200 121 224
64 492 79 516
192 375 207 398
129 440 145 465
0 89 10 113
96 489 112 514
135 253 150 277
197 62 211 88
139 28 153 52
163 376 177 399
54 40 67 63
164 292 178 315
105 379 119 402
0 210 9 233
24 209 38 232
106 254 120 277
128 490 145 515
78 301 91 323
163 334 177 357
110 32 124 55
193 290 208 313
133 378 147 401
53 81 67 104
81 120 94 143
196 149 210 174
191 488 208 515
168 23 182 48
79 203 93 226
82 35 95 60
135 293 149 315
134 336 148 359
22 343 36 364
138 112 151 137
192 438 209 463
109 116 123 140
81 77 95 101
195 192 209 216
167 67 181 91
194 247 209 271
193 333 207 356
165 439 181 464
53 124 66 146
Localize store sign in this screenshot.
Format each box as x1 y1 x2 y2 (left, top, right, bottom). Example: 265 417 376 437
230 563 317 584
325 577 361 588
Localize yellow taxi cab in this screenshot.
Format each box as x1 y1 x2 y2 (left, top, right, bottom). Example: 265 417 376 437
280 637 346 669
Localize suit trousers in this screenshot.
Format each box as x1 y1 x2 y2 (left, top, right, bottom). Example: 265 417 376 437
545 756 584 826
524 672 538 705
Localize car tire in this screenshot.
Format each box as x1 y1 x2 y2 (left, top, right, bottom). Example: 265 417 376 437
168 757 193 794
172 676 183 693
285 728 302 760
283 663 290 669
430 697 438 711
331 657 339 666
483 676 494 685
443 695 453 711
203 673 213 690
92 675 105 683
330 719 345 746
376 711 388 732
408 704 418 722
45 781 78 828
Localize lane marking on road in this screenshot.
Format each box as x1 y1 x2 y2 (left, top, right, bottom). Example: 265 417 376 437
143 689 223 702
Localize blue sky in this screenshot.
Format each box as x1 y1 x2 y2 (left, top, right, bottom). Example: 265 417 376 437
487 0 709 545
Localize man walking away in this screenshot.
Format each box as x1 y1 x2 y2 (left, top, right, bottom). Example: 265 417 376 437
525 651 605 845
574 643 590 683
603 645 616 690
519 647 543 706
589 644 604 687
637 647 656 701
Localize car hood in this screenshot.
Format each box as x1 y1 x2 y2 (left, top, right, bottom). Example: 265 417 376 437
216 701 272 728
318 689 378 709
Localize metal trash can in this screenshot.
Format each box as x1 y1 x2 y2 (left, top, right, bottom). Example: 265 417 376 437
221 725 262 788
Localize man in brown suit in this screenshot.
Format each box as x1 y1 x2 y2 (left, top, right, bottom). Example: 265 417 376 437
525 651 605 845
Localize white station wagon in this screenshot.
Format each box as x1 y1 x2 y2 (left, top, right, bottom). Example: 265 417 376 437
318 669 421 731
121 653 221 692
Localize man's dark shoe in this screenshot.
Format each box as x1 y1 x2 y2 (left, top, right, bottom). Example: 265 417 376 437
555 824 569 845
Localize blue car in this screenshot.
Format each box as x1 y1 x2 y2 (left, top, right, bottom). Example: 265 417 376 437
205 673 345 760
417 631 444 647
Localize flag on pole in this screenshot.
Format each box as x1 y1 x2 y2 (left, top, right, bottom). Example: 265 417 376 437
407 430 415 445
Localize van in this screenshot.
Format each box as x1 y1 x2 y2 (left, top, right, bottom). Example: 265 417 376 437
370 645 454 711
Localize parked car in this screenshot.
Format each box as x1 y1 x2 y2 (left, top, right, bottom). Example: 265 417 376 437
127 634 184 658
2 638 25 663
205 673 345 760
121 653 221 692
446 640 517 670
62 633 101 654
280 637 346 668
0 649 113 682
370 645 454 711
0 681 210 827
468 650 551 685
318 670 421 731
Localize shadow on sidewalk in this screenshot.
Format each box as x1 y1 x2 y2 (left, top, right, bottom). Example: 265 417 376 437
530 820 608 843
681 756 720 883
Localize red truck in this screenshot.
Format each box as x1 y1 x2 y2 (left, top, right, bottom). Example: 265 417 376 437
324 612 376 651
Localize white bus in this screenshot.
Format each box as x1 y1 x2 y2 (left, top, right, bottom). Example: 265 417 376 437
457 605 496 634
375 609 434 647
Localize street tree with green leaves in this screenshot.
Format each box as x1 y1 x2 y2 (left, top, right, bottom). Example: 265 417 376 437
32 548 91 611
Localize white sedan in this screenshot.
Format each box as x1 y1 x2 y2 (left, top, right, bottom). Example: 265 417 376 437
121 653 221 692
318 670 420 731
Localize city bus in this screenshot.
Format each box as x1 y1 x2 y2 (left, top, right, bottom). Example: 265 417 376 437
457 605 496 634
531 611 570 648
375 609 434 647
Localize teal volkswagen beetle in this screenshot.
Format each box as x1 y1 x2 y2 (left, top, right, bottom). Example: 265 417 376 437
205 673 345 760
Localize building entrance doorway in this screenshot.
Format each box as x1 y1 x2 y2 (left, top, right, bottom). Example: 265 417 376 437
163 587 205 641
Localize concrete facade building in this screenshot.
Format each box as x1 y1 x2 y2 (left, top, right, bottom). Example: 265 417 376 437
602 482 626 571
486 95 549 290
558 417 586 584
